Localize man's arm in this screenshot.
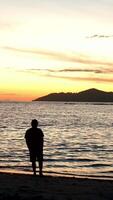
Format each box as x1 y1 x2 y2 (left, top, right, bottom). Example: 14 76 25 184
25 130 31 150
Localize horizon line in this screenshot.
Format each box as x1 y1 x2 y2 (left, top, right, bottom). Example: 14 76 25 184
1 87 113 102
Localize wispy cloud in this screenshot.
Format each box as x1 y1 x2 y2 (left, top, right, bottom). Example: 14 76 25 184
26 67 113 74
2 46 113 85
0 22 11 29
46 74 113 83
0 92 17 96
20 67 113 84
3 46 113 67
3 65 113 75
0 20 19 31
45 68 113 74
86 34 113 39
4 46 92 64
2 65 113 85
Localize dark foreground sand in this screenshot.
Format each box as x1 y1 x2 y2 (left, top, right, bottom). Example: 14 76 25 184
0 171 113 200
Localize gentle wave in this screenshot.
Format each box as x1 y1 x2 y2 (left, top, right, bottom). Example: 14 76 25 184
0 102 113 177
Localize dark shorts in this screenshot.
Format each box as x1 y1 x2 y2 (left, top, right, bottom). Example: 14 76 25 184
29 151 43 162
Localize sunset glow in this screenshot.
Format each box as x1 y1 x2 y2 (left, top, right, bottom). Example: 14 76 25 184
0 0 113 101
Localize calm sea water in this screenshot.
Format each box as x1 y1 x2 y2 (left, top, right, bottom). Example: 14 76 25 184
0 101 113 178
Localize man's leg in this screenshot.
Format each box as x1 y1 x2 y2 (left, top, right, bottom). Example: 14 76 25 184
32 161 36 176
39 159 43 176
39 154 43 176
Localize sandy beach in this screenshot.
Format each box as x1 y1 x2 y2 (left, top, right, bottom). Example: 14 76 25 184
0 171 113 200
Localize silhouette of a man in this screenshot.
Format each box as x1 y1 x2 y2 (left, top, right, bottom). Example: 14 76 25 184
25 119 44 176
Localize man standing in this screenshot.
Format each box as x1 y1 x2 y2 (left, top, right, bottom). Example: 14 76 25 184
25 119 44 176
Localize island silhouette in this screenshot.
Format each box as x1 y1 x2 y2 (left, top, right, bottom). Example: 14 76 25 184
33 88 113 102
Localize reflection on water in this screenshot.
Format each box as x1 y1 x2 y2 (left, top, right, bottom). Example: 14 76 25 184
0 101 113 178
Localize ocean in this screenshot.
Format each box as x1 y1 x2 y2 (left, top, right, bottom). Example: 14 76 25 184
0 101 113 178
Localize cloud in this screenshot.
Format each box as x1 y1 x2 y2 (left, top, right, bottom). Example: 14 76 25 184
5 65 113 75
3 46 113 86
0 20 18 31
20 67 113 84
3 63 113 86
4 66 113 85
0 93 17 96
0 23 10 29
46 74 113 83
4 46 91 65
47 68 102 73
86 34 113 39
3 46 113 68
25 67 113 74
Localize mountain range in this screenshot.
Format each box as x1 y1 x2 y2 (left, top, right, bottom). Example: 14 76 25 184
33 88 113 102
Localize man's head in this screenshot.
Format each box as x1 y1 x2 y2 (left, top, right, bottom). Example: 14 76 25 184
31 119 38 128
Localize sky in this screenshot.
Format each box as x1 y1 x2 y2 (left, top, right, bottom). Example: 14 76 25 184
0 0 113 101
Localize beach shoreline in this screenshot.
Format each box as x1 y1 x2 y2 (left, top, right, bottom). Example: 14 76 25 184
0 170 113 200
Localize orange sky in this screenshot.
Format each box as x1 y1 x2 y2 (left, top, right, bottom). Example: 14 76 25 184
0 0 113 101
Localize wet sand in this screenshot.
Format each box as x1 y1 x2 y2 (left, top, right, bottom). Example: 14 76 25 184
0 171 113 200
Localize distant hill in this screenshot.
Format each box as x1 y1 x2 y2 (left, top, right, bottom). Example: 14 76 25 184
33 88 113 102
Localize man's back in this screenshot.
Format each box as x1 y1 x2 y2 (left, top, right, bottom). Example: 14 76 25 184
25 127 44 153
